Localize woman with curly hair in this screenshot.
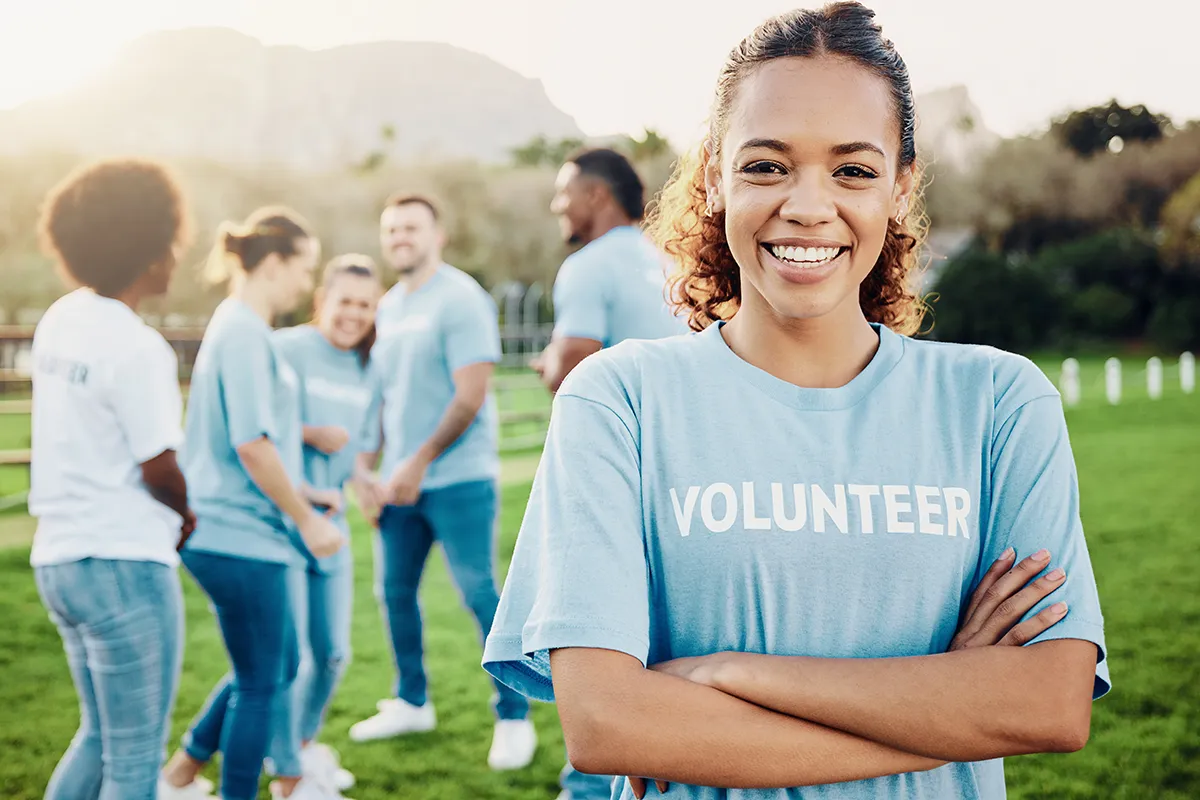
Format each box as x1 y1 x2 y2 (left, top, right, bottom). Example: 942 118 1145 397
29 158 199 800
484 3 1109 798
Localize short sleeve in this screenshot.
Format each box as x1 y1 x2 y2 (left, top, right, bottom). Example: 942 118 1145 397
220 330 280 448
108 336 184 463
483 379 650 702
985 383 1111 700
551 255 608 343
444 287 501 372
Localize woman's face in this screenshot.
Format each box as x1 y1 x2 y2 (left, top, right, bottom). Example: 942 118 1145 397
317 272 380 351
264 236 321 314
707 55 914 327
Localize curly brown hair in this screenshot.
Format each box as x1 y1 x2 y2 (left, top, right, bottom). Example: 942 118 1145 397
37 158 191 297
645 2 929 335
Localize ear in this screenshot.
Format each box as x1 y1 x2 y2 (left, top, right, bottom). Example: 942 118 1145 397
892 163 916 224
702 138 725 216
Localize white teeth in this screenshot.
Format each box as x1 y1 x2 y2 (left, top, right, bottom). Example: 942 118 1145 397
768 245 842 267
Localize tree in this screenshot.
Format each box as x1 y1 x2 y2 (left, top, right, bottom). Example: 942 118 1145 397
1051 100 1169 157
1159 171 1200 271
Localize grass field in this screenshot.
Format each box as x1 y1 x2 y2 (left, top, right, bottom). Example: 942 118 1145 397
0 361 1197 798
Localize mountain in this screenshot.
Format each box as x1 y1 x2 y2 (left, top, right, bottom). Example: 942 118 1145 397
914 84 1001 172
0 28 585 167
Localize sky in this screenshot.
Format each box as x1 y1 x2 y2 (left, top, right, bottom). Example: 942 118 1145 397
1 0 1197 148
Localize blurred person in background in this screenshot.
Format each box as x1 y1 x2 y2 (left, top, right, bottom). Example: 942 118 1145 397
532 147 689 398
348 194 536 772
30 158 198 800
263 254 385 796
159 207 345 800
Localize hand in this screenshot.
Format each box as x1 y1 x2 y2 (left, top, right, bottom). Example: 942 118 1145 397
385 455 429 507
949 547 1069 651
528 351 546 378
297 512 346 559
649 651 735 688
307 425 351 455
176 509 197 552
307 487 344 516
351 476 386 528
628 777 671 799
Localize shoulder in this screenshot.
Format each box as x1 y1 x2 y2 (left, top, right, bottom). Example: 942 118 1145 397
557 331 701 414
271 324 318 356
900 335 1057 419
439 266 496 313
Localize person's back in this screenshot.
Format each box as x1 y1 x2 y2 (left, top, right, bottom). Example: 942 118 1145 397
30 289 185 565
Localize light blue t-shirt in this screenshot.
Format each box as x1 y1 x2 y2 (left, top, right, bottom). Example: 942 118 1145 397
182 298 306 567
483 321 1110 800
552 225 689 347
272 325 383 572
374 264 501 491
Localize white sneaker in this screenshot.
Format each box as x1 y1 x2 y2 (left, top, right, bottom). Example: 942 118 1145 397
157 775 216 798
301 742 356 791
347 698 436 742
488 719 537 771
269 777 354 800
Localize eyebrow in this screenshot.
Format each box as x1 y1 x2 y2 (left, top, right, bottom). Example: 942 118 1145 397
737 138 886 159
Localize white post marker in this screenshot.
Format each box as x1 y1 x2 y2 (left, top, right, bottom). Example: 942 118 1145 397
1147 357 1163 400
1060 358 1081 407
1182 352 1195 395
1105 357 1122 405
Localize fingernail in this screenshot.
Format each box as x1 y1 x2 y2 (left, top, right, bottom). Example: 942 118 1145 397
1032 549 1050 561
1000 547 1015 561
1047 567 1066 580
1051 602 1068 615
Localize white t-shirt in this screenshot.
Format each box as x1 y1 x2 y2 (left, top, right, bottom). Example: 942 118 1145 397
28 289 185 567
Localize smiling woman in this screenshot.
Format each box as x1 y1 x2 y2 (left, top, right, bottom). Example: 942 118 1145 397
483 3 1109 800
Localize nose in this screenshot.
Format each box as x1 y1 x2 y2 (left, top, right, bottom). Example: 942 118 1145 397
778 168 837 227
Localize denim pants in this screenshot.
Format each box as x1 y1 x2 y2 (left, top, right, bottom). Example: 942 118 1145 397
267 556 354 776
180 551 299 800
561 763 620 799
35 558 184 800
376 478 529 721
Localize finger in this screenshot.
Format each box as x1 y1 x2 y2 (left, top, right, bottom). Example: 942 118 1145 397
630 777 647 799
959 548 1051 635
656 780 670 793
998 601 1069 646
974 567 1066 644
962 547 1015 622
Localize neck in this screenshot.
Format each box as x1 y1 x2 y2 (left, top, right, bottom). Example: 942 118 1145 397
398 257 441 292
109 285 144 313
230 276 276 324
583 211 633 246
721 292 880 389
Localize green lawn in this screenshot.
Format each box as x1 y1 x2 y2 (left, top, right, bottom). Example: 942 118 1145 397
0 373 1197 798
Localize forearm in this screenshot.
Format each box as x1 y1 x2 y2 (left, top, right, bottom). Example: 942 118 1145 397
708 643 1094 761
553 651 943 787
354 450 380 480
302 425 322 448
237 439 315 526
141 451 189 520
414 396 481 465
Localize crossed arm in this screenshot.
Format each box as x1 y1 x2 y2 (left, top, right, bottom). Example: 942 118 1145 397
550 552 1099 789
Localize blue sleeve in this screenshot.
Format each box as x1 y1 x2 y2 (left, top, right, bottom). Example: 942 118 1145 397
445 287 501 372
985 358 1111 699
271 329 308 423
220 329 280 448
482 362 650 702
552 254 608 343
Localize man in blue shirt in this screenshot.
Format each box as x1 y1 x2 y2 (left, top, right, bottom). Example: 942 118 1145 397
532 147 689 395
348 194 535 772
533 148 689 799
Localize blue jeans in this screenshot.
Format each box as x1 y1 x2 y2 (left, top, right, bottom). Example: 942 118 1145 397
180 551 299 800
268 558 354 776
35 558 184 800
561 763 619 799
376 479 529 721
